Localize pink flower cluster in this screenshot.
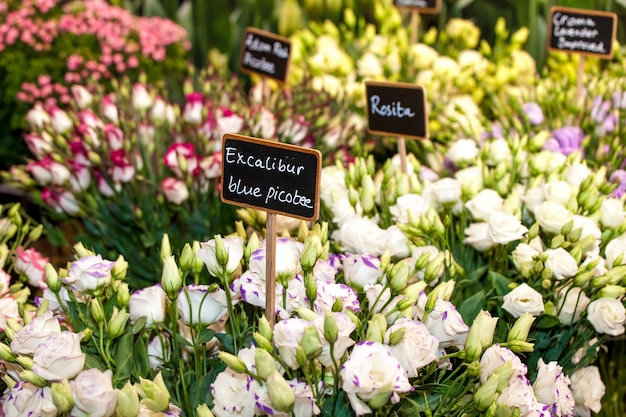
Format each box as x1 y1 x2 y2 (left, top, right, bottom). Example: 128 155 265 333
1 0 189 106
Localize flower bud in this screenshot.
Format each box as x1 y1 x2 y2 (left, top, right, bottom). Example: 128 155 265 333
424 252 446 284
213 235 229 267
253 332 275 352
258 315 273 342
108 307 130 338
28 224 43 242
596 285 626 299
116 381 140 417
45 263 61 292
508 312 535 342
117 282 130 308
0 342 16 362
368 382 393 410
474 373 499 411
388 327 406 345
112 255 129 280
302 325 323 359
161 255 182 301
465 310 498 362
136 372 170 412
91 298 105 323
389 260 410 295
323 312 338 344
493 362 514 391
191 241 204 275
19 369 47 387
51 379 74 412
296 306 318 321
73 242 94 258
255 349 278 380
196 404 215 417
507 340 534 353
179 244 194 271
244 233 260 262
218 351 248 374
160 233 172 259
467 360 481 377
300 236 319 271
266 371 295 412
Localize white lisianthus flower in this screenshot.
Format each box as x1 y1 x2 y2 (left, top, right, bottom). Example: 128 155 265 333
454 165 483 197
464 222 496 252
502 283 544 317
339 341 413 416
330 197 360 227
357 52 383 78
25 103 50 129
63 254 115 292
522 186 546 214
487 212 528 244
600 197 625 229
131 83 153 110
383 225 411 258
161 177 189 205
389 194 431 224
543 180 573 206
429 178 462 206
332 216 385 256
432 56 460 80
485 138 512 165
604 233 626 268
10 310 61 355
446 138 479 167
512 243 539 272
313 281 360 314
544 248 578 280
409 43 439 70
32 331 86 381
211 358 260 417
534 201 574 235
313 312 356 367
0 296 20 331
1 382 58 417
570 366 605 417
147 336 169 370
273 318 308 370
128 284 166 325
197 235 244 277
498 372 547 417
385 317 439 377
465 189 504 222
480 344 528 384
176 285 229 326
342 254 383 290
532 359 575 417
586 297 626 336
71 369 117 417
422 298 470 349
556 286 590 325
247 237 303 280
564 162 592 187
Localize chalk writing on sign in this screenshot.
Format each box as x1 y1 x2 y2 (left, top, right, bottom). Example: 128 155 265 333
221 134 321 221
240 27 291 82
548 7 617 58
393 0 441 13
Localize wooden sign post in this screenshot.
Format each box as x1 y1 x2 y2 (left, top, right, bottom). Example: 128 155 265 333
365 81 429 174
547 7 617 98
393 0 442 45
221 134 321 327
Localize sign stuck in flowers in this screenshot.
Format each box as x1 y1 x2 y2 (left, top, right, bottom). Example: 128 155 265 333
239 27 292 83
365 81 429 139
548 6 617 59
393 0 441 14
221 133 321 221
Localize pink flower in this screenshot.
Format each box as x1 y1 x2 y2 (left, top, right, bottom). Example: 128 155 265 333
215 107 243 137
161 177 189 205
102 94 118 122
163 143 199 177
109 150 135 183
104 124 124 150
14 247 49 289
25 103 50 129
41 187 80 215
27 156 71 186
278 115 310 145
69 161 91 192
200 152 222 179
48 106 73 133
24 132 53 158
182 92 204 125
77 109 103 130
71 85 93 109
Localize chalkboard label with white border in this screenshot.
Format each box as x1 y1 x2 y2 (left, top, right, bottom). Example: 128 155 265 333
365 81 428 140
240 27 291 82
548 6 617 58
393 0 441 14
221 134 321 221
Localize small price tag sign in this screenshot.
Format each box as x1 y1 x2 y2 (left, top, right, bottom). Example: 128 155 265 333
365 81 428 140
548 6 617 59
221 133 321 222
239 27 292 83
393 0 441 14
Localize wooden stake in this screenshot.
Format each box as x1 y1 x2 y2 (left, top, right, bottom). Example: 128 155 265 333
265 212 277 328
576 56 586 100
398 137 408 175
410 10 419 45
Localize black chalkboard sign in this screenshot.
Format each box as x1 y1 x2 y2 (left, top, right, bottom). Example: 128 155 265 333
240 27 291 83
221 134 321 221
365 81 428 140
548 7 617 58
393 0 441 14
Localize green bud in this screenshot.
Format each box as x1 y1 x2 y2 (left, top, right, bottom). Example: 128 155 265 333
323 312 338 344
160 233 172 259
191 241 204 275
300 236 320 271
590 275 610 288
73 242 94 258
253 331 275 352
493 362 514 392
161 255 182 301
244 233 260 262
266 371 295 412
388 327 406 345
568 227 583 242
196 404 215 417
368 382 393 410
528 222 539 240
541 268 553 282
255 349 278 380
0 342 16 362
389 260 410 295
51 379 74 412
108 307 130 338
550 234 565 249
467 360 481 377
45 263 61 292
28 224 43 242
135 372 170 412
19 369 47 387
424 252 445 284
90 298 105 323
302 325 323 359
258 315 273 342
116 381 140 417
560 220 574 236
597 285 626 299
218 351 248 373
117 282 130 308
296 306 318 321
474 373 499 411
179 244 194 270
507 340 534 353
465 310 498 362
508 312 535 342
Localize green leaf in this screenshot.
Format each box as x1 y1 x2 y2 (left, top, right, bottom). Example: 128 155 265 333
457 290 486 324
196 328 216 345
131 316 148 334
534 314 561 330
132 335 150 379
84 352 107 371
214 333 235 354
320 391 354 417
488 271 512 297
113 331 134 387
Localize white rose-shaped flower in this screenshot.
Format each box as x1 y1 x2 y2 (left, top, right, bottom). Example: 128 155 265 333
522 186 545 214
32 331 86 381
273 318 308 370
565 162 591 187
177 285 229 326
385 318 439 377
534 201 574 235
248 237 304 280
543 180 573 206
339 341 412 416
464 222 496 252
455 166 483 196
446 138 479 167
532 359 575 417
1 383 58 417
342 254 383 290
357 52 383 78
479 344 527 384
314 281 360 314
544 248 578 280
313 312 356 367
497 373 545 417
429 178 462 206
586 297 626 336
71 369 117 417
556 286 590 325
423 298 470 349
600 197 625 229
10 310 61 355
485 138 512 165
604 233 626 268
197 236 244 277
389 194 431 224
512 243 539 272
383 225 411 258
211 367 260 417
64 254 115 292
465 189 504 222
487 212 528 244
332 216 385 256
502 283 544 317
320 166 347 204
0 295 20 331
330 197 359 227
410 43 439 70
570 366 605 417
129 284 166 325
